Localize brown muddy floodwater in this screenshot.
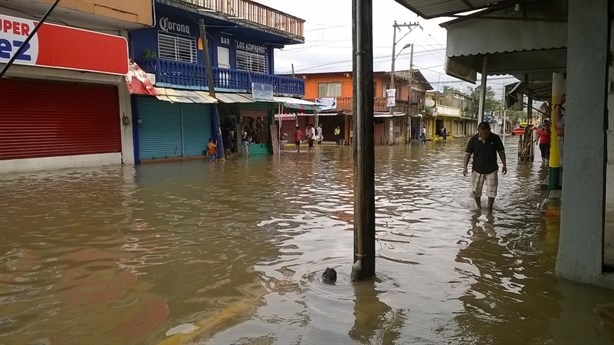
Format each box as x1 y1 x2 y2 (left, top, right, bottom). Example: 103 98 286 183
1 140 614 345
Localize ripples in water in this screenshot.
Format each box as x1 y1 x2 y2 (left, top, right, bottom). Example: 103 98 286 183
1 141 613 344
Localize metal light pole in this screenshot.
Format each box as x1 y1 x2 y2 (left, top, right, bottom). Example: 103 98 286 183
389 21 421 145
388 42 411 145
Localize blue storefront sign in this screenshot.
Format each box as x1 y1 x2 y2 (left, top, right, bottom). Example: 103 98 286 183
252 82 274 101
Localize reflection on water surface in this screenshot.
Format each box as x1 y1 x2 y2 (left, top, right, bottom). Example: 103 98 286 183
1 140 613 344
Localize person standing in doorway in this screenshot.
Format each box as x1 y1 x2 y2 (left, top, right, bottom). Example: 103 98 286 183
241 127 250 158
316 123 323 144
294 125 302 153
421 126 427 142
463 122 507 210
334 126 341 145
441 127 447 141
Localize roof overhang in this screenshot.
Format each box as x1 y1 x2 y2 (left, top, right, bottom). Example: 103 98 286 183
393 0 508 19
443 17 566 81
216 93 256 103
440 0 567 100
156 88 218 103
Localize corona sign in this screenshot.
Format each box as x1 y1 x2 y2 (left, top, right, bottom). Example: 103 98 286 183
0 14 128 75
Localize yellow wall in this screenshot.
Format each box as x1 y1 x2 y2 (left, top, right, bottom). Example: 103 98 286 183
40 0 153 26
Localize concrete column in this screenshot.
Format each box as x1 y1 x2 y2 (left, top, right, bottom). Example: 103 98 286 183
548 73 565 189
118 84 135 165
556 0 612 288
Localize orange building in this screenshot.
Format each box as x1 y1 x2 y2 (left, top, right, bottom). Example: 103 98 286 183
299 70 432 144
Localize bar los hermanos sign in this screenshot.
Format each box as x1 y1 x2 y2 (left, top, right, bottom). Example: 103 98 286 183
235 40 266 55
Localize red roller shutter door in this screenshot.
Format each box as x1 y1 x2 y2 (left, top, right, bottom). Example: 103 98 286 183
0 79 120 160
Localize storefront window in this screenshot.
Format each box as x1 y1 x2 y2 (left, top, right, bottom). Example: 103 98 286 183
240 115 270 144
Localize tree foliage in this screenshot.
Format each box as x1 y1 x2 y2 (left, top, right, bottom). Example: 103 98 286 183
505 110 525 126
442 85 458 93
467 86 499 118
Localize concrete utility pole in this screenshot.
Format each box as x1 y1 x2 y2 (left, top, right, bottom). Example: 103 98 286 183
407 43 414 143
351 0 375 281
389 21 421 145
199 19 224 158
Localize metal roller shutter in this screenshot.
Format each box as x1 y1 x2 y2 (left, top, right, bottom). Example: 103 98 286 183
0 78 120 160
182 104 212 157
136 97 182 160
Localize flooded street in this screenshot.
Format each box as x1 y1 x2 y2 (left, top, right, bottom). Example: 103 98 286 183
2 139 614 345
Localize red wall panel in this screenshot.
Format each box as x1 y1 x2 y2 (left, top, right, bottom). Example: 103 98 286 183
0 79 121 160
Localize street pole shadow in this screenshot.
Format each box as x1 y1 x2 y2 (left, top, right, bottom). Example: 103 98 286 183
349 278 405 344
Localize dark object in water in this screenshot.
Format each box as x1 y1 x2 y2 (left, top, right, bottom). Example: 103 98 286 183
322 267 337 283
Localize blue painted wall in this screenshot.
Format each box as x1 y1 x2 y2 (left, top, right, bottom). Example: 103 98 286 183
129 3 275 74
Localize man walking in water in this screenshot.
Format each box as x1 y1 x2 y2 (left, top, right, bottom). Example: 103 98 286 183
463 122 507 210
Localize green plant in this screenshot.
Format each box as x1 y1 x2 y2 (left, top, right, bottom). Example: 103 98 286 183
143 49 157 61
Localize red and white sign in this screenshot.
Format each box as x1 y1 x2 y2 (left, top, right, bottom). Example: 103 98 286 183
0 14 128 75
126 61 159 96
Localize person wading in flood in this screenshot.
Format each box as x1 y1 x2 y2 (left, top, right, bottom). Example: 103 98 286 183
463 122 507 210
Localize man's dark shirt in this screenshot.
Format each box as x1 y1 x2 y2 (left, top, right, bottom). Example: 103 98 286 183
466 133 504 174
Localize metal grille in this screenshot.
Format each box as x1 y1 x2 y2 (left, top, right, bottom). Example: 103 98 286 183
158 32 196 63
0 79 120 160
236 50 268 73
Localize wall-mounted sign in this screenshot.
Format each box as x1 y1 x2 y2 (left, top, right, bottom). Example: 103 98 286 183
159 17 191 35
0 14 128 75
236 40 267 55
252 82 274 101
315 98 337 111
386 89 396 107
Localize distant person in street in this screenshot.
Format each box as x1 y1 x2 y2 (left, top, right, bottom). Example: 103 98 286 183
241 127 250 158
463 122 507 210
334 126 341 145
421 126 427 142
316 123 323 144
307 123 316 151
294 125 302 152
349 128 353 145
441 127 448 141
207 138 217 161
534 121 551 163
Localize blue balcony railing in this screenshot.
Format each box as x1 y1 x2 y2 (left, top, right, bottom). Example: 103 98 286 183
139 59 304 97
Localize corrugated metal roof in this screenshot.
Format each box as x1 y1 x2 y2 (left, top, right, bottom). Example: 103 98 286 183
156 88 218 104
215 93 255 103
393 0 504 19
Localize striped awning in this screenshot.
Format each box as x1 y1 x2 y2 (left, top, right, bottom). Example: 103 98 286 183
274 96 320 111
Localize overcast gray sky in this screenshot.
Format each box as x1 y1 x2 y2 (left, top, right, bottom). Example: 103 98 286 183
257 0 514 95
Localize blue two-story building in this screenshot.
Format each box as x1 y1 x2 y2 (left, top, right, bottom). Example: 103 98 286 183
129 0 305 161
